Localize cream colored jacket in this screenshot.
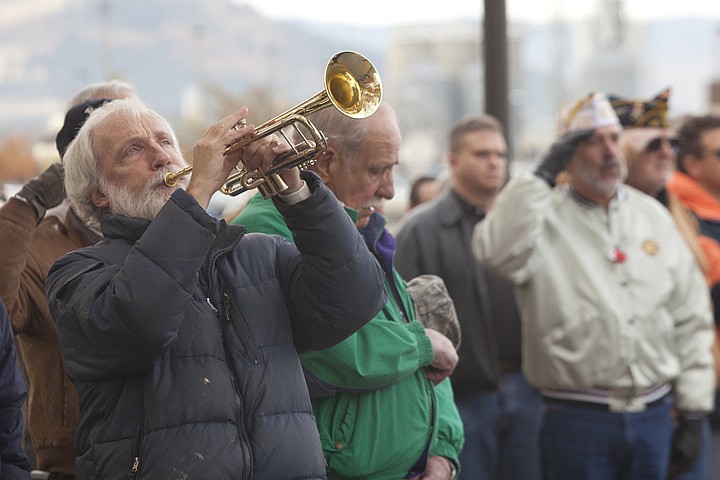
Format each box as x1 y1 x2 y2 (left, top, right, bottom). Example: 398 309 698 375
473 173 714 412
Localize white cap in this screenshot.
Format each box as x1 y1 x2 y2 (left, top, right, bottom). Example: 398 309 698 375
557 92 621 138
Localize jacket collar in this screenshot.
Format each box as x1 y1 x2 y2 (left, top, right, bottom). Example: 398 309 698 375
434 189 486 227
98 202 245 251
565 184 628 209
100 212 150 242
358 211 388 251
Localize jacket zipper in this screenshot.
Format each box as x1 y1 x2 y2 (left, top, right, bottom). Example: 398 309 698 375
203 230 244 304
223 292 259 364
127 426 143 479
203 230 253 478
195 229 253 480
211 294 253 479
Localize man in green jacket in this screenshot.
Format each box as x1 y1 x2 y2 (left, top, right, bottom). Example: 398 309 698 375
233 102 464 480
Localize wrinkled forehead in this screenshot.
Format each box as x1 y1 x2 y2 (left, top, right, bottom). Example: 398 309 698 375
94 109 168 147
101 108 167 133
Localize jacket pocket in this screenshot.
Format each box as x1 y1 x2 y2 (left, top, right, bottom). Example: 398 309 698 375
319 394 358 470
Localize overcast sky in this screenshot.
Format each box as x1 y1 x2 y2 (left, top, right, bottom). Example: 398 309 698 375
233 0 720 27
2 0 718 29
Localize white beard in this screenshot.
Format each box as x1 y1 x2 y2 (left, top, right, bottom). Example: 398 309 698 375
102 170 188 221
573 157 627 200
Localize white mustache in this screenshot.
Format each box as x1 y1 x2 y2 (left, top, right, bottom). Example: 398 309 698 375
362 197 386 211
149 170 168 188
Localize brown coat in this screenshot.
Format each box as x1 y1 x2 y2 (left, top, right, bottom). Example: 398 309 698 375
0 197 100 475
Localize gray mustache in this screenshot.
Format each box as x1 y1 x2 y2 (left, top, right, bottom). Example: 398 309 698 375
599 158 620 172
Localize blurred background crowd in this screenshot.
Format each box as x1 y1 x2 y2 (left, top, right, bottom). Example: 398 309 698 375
2 0 720 224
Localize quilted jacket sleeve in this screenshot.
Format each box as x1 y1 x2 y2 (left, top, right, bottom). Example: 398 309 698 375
270 173 388 353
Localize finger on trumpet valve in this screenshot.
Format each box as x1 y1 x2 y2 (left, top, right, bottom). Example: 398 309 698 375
231 118 248 132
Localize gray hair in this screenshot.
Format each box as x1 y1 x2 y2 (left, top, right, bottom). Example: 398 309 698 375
67 80 136 108
304 102 396 168
63 98 180 229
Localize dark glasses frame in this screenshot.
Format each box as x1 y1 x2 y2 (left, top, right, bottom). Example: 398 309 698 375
645 137 680 153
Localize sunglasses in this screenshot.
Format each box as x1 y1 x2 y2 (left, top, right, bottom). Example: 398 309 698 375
645 137 680 153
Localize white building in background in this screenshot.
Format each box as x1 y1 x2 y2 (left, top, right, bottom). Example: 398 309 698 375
384 23 485 180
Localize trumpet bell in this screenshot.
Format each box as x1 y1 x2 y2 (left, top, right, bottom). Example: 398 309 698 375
325 51 382 119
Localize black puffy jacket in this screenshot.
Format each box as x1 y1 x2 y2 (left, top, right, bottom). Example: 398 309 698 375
46 175 386 480
0 298 31 480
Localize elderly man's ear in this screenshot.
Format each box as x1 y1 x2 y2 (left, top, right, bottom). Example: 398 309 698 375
90 190 109 208
313 148 335 183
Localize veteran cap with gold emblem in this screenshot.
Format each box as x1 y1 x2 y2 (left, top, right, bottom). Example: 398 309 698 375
608 89 671 129
557 92 621 139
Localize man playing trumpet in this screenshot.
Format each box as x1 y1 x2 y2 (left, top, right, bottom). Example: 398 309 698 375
46 98 387 480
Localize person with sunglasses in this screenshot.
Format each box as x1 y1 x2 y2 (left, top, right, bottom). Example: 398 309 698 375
612 90 680 197
610 90 719 480
610 90 709 277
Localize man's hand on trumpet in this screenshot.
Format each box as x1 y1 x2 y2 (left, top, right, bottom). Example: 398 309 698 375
236 117 302 196
186 107 300 209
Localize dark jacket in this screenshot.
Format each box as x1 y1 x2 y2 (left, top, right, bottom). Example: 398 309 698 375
0 298 31 480
46 174 387 480
395 189 522 395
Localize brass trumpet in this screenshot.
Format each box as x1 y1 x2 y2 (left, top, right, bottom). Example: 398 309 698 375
164 51 383 198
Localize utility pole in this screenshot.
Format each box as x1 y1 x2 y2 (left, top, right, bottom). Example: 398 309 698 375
484 0 510 153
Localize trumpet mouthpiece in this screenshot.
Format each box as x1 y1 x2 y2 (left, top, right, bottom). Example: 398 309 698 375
163 165 193 187
164 171 179 187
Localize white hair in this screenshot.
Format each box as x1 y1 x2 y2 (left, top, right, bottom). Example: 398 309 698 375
63 98 182 229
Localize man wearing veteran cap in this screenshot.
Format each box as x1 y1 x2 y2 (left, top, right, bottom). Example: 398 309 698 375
612 89 718 479
612 89 716 285
472 92 714 479
612 90 678 195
